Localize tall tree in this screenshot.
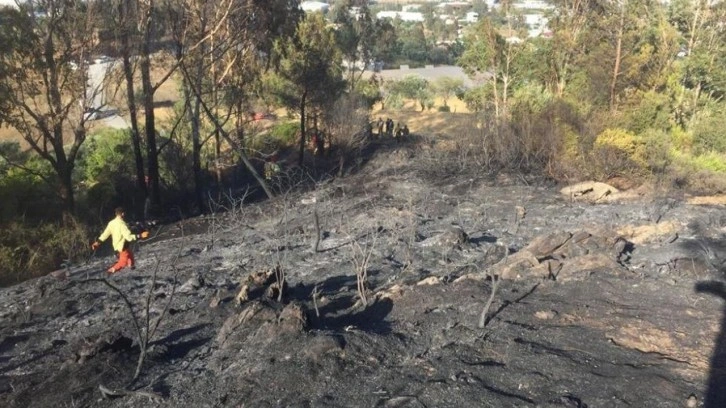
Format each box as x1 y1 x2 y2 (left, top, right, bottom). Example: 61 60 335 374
541 0 593 97
669 0 726 124
433 76 465 109
390 75 433 111
332 0 377 90
108 0 179 211
273 13 346 166
113 0 148 205
0 1 101 213
459 15 525 119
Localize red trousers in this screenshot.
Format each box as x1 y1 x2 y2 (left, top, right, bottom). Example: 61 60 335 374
111 248 135 272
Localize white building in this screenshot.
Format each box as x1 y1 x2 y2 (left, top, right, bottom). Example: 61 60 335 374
300 1 329 13
436 1 472 9
523 13 549 37
376 11 425 22
513 0 555 10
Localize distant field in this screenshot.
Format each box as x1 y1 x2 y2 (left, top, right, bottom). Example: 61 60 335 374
0 125 22 146
1 75 474 151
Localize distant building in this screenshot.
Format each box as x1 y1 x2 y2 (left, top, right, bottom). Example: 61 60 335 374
300 1 329 13
523 13 549 37
436 1 472 9
513 0 555 10
376 11 425 22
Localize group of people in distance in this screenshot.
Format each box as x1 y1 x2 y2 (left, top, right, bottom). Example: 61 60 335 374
263 118 412 181
375 117 409 140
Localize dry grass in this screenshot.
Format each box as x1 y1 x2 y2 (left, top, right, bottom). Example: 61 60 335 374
372 97 472 139
0 125 23 146
686 195 726 205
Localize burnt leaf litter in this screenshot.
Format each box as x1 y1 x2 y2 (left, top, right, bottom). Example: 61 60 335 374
2 142 726 407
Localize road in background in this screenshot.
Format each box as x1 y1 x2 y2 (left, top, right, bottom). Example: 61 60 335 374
86 59 130 129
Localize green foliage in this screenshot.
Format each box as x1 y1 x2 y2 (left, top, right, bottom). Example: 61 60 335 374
640 129 673 174
273 13 346 110
510 83 553 117
371 19 398 64
688 153 726 173
437 105 451 112
459 17 506 78
0 145 60 223
0 217 90 287
0 167 58 222
386 75 433 111
433 76 465 108
353 77 383 108
593 128 648 177
333 0 376 75
691 114 726 155
623 91 673 135
461 85 490 113
397 22 430 64
670 126 692 151
269 121 300 145
81 128 136 183
247 121 299 155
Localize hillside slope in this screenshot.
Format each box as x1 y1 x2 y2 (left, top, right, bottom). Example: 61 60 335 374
1 138 725 407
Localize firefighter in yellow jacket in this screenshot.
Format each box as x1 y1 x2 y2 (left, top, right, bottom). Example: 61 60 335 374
92 207 149 274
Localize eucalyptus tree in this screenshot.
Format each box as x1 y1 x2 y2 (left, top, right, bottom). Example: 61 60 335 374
173 0 301 200
668 0 726 125
332 0 377 90
459 14 526 119
0 0 103 213
272 13 346 166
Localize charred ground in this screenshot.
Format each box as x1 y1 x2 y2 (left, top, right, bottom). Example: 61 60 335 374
1 139 726 408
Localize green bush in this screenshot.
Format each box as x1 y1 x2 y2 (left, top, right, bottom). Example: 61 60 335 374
592 128 648 177
269 121 300 144
688 152 726 173
77 128 138 217
437 105 451 112
252 121 299 154
692 115 726 155
0 217 90 287
81 128 135 183
0 157 60 223
641 129 673 174
624 91 672 135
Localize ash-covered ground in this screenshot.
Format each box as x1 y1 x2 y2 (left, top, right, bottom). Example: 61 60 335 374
2 142 726 408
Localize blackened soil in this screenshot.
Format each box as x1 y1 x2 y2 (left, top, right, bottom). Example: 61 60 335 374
2 145 726 407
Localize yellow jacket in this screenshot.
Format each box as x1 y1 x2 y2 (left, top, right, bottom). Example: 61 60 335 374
98 216 137 252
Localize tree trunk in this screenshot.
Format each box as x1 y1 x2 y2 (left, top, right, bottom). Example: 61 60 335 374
119 0 147 207
141 47 161 208
140 1 161 209
609 5 625 110
57 163 75 215
298 90 307 167
179 64 274 199
186 82 204 213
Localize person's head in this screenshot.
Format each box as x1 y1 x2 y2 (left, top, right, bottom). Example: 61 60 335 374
114 207 125 218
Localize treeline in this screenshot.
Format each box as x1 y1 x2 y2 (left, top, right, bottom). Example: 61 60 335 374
0 0 375 284
455 0 726 184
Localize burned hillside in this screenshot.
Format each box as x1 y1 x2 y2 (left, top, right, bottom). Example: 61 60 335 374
1 145 726 407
